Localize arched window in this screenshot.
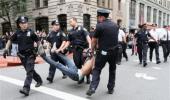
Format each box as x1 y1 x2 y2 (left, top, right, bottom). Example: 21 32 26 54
58 14 67 32
83 14 91 32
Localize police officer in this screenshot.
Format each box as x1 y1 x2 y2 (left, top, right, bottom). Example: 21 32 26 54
86 9 119 96
3 16 43 96
117 28 128 65
46 19 67 83
62 17 92 84
135 23 156 67
148 24 161 64
160 25 170 62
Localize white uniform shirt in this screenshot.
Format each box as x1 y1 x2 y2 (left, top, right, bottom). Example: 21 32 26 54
158 28 170 41
118 29 125 42
149 29 159 42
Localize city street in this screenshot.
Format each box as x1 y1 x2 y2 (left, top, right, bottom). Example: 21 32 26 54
0 49 170 100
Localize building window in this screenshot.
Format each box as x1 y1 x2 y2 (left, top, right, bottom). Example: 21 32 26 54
35 17 49 33
139 3 145 25
167 14 170 25
147 6 151 22
153 9 157 24
97 0 99 6
118 0 121 11
1 22 11 34
158 11 162 27
83 14 91 32
58 14 67 32
159 0 162 5
17 0 27 13
84 0 90 3
35 0 40 9
163 13 166 26
43 0 48 7
60 0 65 4
129 0 136 26
102 0 105 7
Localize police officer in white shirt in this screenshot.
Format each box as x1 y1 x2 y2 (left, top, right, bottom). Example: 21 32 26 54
117 28 128 65
148 24 161 64
159 25 170 62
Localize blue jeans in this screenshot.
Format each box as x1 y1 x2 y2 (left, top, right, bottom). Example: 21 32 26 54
42 53 79 81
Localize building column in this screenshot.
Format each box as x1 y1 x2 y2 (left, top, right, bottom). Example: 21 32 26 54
144 4 147 23
109 0 113 9
135 0 139 27
150 7 153 23
99 0 103 6
105 0 108 8
125 0 130 32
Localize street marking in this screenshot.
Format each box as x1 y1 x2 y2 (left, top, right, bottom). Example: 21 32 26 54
0 75 89 100
135 73 157 80
152 67 162 70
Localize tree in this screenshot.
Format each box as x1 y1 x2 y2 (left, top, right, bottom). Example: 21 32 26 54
0 0 26 33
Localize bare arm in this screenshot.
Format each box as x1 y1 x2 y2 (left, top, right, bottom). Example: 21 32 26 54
86 35 92 49
5 40 12 50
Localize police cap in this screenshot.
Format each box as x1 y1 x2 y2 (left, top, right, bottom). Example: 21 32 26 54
51 19 60 25
17 16 28 23
97 9 110 18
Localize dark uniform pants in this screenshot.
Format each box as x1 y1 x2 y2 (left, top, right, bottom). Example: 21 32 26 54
117 42 128 62
90 50 117 91
161 41 170 59
137 43 148 63
148 42 160 61
20 55 42 91
48 53 66 79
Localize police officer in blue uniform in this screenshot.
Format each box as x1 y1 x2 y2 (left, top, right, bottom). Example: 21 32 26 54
62 17 92 84
3 16 43 96
135 23 156 67
86 9 119 96
46 19 67 83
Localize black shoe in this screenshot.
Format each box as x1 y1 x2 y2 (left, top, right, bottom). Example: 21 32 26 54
139 62 142 64
86 88 95 96
78 78 84 84
117 62 121 65
86 77 90 84
150 59 152 62
108 89 114 94
35 82 42 87
143 62 147 67
164 58 167 62
47 77 53 83
19 88 29 96
126 58 128 61
62 75 67 79
156 61 161 64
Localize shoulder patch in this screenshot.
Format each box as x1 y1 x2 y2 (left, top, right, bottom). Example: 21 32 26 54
83 28 87 32
27 31 31 36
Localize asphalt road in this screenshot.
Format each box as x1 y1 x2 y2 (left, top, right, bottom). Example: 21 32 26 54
0 49 170 100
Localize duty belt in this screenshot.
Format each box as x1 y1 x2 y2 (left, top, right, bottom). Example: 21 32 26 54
98 45 119 56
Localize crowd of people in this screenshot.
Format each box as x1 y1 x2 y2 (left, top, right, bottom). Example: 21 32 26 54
1 8 170 97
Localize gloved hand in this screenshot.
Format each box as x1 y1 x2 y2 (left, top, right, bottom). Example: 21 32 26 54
3 49 8 58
